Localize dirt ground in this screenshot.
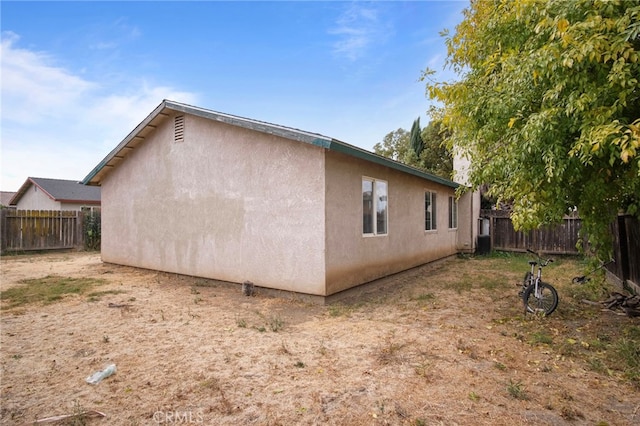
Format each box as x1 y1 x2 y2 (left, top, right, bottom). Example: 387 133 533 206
1 251 638 425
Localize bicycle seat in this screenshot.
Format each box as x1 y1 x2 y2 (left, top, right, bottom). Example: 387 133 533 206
528 261 537 266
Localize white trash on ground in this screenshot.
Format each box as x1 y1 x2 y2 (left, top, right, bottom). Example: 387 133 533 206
85 364 117 384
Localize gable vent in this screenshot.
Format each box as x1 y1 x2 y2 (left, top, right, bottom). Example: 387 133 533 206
174 115 185 143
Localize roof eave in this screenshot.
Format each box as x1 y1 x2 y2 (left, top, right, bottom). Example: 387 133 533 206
9 178 57 205
165 100 333 149
82 99 460 189
82 100 171 185
56 199 101 205
328 139 459 188
82 100 334 186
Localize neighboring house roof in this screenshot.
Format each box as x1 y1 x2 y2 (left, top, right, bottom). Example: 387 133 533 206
83 100 459 189
10 177 101 206
0 191 16 206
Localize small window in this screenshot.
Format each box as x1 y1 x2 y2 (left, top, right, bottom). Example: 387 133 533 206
448 196 458 229
425 191 437 231
363 178 388 236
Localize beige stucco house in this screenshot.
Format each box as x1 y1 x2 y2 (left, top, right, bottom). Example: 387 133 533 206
10 177 101 211
83 100 476 300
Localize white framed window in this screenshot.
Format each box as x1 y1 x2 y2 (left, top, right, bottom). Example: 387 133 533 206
362 177 388 236
425 191 437 231
448 196 458 229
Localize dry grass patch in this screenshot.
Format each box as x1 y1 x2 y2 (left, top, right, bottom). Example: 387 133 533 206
1 251 639 425
0 275 107 309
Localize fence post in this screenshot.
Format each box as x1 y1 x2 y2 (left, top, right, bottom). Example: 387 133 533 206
0 209 7 254
623 215 640 293
618 215 630 284
77 211 84 249
489 214 495 252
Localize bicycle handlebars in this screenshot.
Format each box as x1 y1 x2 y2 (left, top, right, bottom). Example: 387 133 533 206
527 249 553 265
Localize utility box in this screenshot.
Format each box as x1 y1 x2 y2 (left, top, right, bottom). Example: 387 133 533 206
477 235 491 255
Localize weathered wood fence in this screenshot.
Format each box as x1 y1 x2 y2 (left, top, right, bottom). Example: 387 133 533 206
480 209 582 255
0 210 98 254
608 214 640 293
480 209 639 292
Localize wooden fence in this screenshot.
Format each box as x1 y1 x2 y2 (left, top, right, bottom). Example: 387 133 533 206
481 210 639 292
480 209 582 255
0 210 87 253
608 214 640 293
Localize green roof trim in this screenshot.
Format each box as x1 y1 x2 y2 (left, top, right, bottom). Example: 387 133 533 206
164 101 334 148
82 99 459 189
328 139 459 188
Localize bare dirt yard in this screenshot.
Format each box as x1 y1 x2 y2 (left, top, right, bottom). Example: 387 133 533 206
1 251 638 425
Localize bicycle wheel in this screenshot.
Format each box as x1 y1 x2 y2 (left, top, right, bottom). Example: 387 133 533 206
523 282 559 316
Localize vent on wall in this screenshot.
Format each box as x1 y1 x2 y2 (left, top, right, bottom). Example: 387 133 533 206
174 115 185 143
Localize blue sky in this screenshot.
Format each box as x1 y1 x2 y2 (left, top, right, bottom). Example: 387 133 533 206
1 1 467 191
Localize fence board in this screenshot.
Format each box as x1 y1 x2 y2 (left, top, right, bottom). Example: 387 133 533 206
609 215 640 292
0 210 83 253
624 215 640 288
481 209 581 255
608 217 626 283
481 210 638 291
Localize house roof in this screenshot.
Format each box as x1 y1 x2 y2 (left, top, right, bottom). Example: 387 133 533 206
10 177 101 206
82 100 459 189
0 191 16 207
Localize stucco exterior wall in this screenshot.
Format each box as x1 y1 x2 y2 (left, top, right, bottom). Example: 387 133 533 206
453 148 480 253
456 190 481 253
324 151 458 295
100 113 327 295
15 185 61 210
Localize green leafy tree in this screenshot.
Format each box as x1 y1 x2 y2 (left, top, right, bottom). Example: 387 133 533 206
410 118 425 157
420 119 453 180
373 128 415 165
425 0 640 258
374 121 453 180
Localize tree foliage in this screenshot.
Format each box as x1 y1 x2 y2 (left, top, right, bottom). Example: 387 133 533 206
373 120 453 180
410 118 425 157
426 0 640 258
420 119 453 179
373 128 414 164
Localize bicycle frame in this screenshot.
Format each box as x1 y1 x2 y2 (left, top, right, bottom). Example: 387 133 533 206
532 260 547 297
526 260 537 287
522 249 559 316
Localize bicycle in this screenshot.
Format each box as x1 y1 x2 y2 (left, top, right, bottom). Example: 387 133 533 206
519 249 559 316
571 260 612 284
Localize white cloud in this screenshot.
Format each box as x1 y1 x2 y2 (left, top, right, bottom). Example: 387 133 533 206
329 3 386 61
88 17 141 51
426 53 444 70
0 32 96 124
89 41 118 50
0 32 199 191
84 85 199 145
